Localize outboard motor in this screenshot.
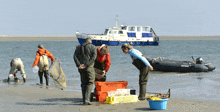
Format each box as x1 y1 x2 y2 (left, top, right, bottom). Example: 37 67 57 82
196 57 203 64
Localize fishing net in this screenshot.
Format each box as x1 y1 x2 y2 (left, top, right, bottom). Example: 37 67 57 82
48 58 67 87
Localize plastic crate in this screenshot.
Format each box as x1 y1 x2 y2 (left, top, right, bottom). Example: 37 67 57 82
95 81 128 92
148 98 168 110
105 95 139 104
96 91 108 102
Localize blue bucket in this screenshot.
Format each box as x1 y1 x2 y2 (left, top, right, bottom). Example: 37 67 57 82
148 98 168 110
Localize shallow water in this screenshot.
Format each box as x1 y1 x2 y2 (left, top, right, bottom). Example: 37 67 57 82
0 39 220 101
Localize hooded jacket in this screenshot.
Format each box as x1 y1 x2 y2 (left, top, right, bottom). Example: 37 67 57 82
74 40 97 68
33 48 54 67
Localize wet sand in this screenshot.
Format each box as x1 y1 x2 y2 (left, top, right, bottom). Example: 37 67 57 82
0 35 220 41
0 85 219 112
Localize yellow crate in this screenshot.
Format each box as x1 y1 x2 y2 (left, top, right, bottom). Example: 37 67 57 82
104 95 139 104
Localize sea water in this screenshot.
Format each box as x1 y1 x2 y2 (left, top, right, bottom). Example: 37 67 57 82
0 39 220 101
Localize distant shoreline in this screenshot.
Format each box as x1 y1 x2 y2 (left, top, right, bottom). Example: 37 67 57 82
159 36 220 40
0 36 77 41
0 35 220 41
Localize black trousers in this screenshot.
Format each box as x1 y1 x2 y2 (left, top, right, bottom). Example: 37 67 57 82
139 66 149 85
132 59 149 85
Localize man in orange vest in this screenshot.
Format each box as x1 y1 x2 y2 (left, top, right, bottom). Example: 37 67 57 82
93 44 111 97
94 44 111 81
33 44 54 86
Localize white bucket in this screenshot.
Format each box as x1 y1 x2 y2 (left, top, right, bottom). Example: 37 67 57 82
33 66 39 73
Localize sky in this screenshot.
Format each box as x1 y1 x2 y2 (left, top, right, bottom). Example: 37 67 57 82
0 0 219 36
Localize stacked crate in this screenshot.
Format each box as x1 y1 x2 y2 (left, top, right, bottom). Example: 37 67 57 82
95 81 128 102
105 95 139 104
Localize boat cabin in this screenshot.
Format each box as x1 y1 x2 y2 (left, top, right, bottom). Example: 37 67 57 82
104 25 153 41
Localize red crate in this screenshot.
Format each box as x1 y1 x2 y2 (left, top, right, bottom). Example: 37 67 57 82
96 91 108 102
95 81 128 92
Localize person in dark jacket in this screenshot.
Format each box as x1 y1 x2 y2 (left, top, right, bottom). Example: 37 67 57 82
121 43 153 100
74 38 97 105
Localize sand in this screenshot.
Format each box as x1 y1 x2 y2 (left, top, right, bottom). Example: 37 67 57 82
0 35 220 41
0 85 219 112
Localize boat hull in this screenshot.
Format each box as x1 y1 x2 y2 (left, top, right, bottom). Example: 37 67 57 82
77 38 159 46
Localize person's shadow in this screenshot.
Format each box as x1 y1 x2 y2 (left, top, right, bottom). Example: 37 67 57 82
16 97 83 106
135 108 153 111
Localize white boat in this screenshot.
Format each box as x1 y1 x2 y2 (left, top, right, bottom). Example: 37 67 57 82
76 15 159 46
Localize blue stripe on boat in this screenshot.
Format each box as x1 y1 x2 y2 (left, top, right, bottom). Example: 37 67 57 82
77 38 159 46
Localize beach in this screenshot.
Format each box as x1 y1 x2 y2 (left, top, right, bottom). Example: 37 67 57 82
0 85 220 112
1 36 220 112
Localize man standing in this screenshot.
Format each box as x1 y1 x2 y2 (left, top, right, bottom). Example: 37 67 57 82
74 38 97 105
33 44 54 86
8 58 26 82
121 44 153 100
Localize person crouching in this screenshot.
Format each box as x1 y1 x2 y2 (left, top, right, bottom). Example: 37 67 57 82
8 58 26 82
93 44 111 94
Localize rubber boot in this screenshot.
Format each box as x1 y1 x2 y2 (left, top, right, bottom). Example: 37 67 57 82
138 84 146 100
81 85 86 103
90 87 97 102
23 78 26 82
44 70 49 86
38 71 43 85
7 77 10 82
84 84 93 105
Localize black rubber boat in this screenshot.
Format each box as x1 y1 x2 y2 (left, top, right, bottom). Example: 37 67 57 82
146 57 215 72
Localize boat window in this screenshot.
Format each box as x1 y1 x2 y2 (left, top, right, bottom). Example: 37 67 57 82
121 26 127 30
128 27 135 31
104 29 109 35
142 27 150 32
137 27 141 32
109 30 112 34
118 31 123 34
113 31 118 34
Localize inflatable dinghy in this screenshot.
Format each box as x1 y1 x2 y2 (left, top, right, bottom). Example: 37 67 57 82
146 57 215 72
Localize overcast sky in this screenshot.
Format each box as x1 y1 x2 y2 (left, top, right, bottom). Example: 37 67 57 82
0 0 219 36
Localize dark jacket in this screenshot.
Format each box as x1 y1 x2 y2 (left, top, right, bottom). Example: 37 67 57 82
74 41 97 68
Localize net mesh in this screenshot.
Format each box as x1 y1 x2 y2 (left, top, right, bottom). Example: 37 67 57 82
48 58 67 87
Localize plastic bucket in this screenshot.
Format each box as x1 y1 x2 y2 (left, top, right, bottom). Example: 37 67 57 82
148 98 168 110
33 66 39 73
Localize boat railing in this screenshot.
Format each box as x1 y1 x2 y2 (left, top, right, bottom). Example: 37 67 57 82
150 28 159 41
150 28 158 37
88 34 104 36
